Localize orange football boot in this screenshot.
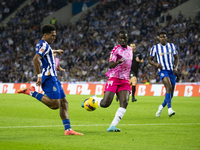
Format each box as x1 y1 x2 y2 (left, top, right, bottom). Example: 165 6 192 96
17 86 35 95
65 130 83 135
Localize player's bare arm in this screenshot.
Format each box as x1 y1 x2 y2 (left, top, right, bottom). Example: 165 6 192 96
52 49 64 55
173 54 179 75
33 54 42 86
57 65 65 72
136 57 144 63
148 56 161 68
108 59 123 69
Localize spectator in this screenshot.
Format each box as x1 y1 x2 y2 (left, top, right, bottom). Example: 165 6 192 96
0 0 195 84
166 13 172 25
50 17 57 26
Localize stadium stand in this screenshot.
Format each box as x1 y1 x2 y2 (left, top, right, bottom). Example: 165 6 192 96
0 0 199 83
0 0 26 22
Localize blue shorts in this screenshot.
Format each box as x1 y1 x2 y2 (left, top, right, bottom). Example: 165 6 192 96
41 76 65 99
158 70 177 85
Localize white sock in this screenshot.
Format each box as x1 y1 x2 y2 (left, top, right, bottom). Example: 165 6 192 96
94 97 103 106
110 107 126 127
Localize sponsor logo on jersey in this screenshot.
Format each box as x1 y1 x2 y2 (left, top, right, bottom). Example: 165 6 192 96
39 49 45 54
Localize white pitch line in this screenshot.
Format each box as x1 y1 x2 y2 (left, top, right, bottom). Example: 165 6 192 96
0 123 199 129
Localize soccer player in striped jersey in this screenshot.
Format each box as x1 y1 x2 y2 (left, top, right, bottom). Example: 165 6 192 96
18 24 83 135
149 31 179 117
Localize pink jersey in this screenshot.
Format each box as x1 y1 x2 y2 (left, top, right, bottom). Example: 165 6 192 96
105 44 133 80
55 57 60 71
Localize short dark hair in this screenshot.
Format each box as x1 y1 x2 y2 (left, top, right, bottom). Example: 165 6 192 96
130 42 136 45
42 24 56 34
118 30 128 36
159 31 167 36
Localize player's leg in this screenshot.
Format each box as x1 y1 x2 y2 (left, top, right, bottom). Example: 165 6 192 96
89 78 117 108
162 77 172 107
60 97 83 135
169 71 177 99
56 80 83 135
156 76 172 117
17 85 60 109
162 77 175 117
97 91 115 108
107 80 130 132
130 76 137 102
171 85 175 98
107 90 129 132
118 90 129 109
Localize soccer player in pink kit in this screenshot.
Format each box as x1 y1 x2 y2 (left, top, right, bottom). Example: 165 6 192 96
82 30 133 132
53 52 65 72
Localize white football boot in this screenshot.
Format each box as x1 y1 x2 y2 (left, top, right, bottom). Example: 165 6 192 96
168 108 175 117
156 105 163 117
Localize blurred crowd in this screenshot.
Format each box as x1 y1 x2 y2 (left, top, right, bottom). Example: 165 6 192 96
0 0 200 84
0 0 25 22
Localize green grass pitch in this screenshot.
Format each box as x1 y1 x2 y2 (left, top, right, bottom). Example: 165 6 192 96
0 94 200 150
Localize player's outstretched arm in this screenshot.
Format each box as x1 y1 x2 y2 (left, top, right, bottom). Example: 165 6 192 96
57 65 65 72
52 49 64 55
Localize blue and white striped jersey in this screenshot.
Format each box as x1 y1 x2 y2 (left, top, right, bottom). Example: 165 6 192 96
35 39 57 76
150 43 178 72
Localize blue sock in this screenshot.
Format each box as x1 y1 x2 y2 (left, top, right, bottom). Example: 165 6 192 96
165 93 171 108
63 119 71 130
32 92 43 101
162 99 167 107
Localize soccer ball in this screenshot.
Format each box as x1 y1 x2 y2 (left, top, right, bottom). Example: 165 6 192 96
84 97 98 111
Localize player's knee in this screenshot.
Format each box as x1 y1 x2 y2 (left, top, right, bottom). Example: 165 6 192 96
120 99 128 108
166 85 172 92
131 77 137 85
50 105 59 110
100 100 110 108
61 98 68 106
132 81 137 86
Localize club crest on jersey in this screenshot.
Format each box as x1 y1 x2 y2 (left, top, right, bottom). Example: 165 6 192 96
39 48 45 54
53 86 57 91
161 73 164 77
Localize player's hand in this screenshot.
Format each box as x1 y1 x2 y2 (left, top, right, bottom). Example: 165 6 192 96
173 68 178 75
117 59 123 64
136 57 140 62
155 63 162 69
36 77 42 86
56 49 64 55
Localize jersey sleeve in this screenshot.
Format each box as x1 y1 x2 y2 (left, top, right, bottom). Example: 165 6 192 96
172 44 178 55
150 46 156 57
109 47 118 62
139 52 143 60
36 43 48 57
57 58 60 67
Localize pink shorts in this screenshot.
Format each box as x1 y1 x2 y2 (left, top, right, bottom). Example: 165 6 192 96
104 77 131 94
